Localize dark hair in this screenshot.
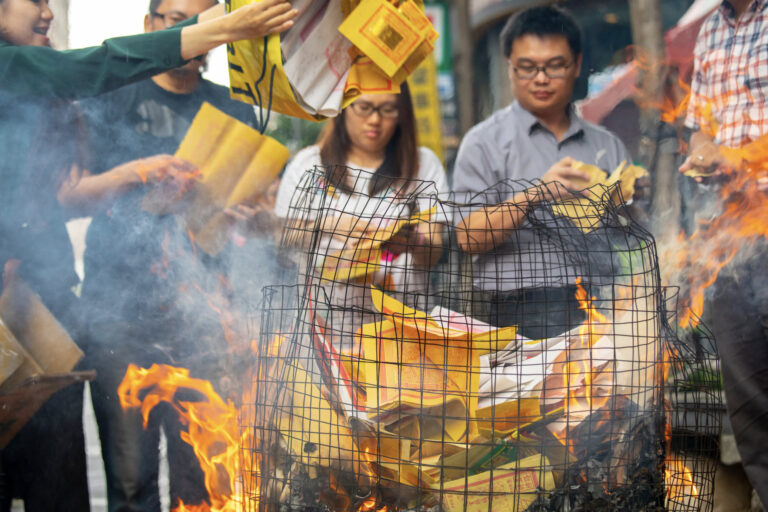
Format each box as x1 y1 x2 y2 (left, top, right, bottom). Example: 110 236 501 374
500 6 582 59
318 81 420 196
149 0 218 13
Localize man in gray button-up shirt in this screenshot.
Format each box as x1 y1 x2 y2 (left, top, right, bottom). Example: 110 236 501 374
453 6 630 338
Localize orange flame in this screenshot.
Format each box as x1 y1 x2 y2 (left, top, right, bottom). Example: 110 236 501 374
665 457 700 500
118 364 258 512
657 74 768 327
552 278 612 448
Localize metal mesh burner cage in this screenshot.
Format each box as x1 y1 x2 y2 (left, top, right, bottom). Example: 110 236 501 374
245 166 722 512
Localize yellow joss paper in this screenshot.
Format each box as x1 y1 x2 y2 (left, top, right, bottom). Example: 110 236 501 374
343 56 401 108
476 397 541 436
320 206 436 282
149 102 289 256
339 0 425 79
226 1 320 121
276 363 356 469
569 161 608 189
552 160 649 233
441 454 555 512
370 287 517 354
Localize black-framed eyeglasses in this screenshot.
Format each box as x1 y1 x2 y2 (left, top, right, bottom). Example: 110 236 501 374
150 10 190 28
348 101 400 119
511 60 573 80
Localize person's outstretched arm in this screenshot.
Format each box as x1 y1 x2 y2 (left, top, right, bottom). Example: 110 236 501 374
0 0 297 100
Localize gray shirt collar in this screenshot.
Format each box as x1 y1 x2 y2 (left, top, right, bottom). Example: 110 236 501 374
511 101 585 144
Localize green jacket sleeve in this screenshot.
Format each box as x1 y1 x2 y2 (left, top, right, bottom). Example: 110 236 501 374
0 15 199 100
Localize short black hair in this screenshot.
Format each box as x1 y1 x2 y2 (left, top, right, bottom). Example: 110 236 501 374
149 0 218 14
500 6 582 59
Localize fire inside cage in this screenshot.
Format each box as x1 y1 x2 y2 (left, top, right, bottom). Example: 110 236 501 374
246 166 723 512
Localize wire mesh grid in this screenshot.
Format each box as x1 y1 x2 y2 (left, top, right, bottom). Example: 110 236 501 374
244 166 721 511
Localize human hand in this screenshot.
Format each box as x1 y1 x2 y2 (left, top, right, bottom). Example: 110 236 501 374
531 157 592 203
134 156 201 214
679 141 727 181
128 155 198 185
222 0 298 42
224 181 280 237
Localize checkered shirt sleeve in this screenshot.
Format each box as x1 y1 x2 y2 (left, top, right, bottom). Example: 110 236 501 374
684 1 768 148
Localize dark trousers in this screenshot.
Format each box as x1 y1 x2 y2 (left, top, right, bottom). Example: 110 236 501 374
86 321 208 512
708 268 768 506
0 382 89 512
482 285 586 339
0 291 89 512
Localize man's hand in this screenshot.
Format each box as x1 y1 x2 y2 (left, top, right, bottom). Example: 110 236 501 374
531 157 591 203
679 140 727 181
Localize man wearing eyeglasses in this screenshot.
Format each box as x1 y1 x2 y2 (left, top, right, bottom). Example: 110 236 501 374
454 6 630 338
66 1 271 511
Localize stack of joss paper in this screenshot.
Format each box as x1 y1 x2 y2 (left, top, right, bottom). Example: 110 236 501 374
274 284 655 508
142 102 290 256
551 160 648 233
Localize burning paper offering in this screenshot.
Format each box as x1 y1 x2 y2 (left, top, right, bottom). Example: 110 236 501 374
143 102 289 256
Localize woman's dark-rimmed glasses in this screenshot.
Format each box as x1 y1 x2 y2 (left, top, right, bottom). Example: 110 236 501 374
348 101 400 119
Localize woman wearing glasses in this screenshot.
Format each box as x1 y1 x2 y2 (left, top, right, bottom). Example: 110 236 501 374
275 85 448 347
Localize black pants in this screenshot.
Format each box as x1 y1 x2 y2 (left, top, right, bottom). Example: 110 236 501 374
707 265 768 506
0 382 89 512
477 285 586 339
0 292 89 512
86 320 208 512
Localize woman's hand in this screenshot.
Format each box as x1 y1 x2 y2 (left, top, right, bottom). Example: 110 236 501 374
220 0 298 42
180 0 298 61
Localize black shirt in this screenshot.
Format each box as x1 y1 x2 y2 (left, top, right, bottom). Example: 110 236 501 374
80 78 256 325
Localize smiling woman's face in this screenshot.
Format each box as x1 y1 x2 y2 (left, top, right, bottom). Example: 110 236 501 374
0 0 54 47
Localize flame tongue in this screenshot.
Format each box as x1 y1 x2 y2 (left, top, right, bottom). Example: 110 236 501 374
118 363 256 512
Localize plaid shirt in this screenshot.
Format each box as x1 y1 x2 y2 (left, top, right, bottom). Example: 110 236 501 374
685 0 768 148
